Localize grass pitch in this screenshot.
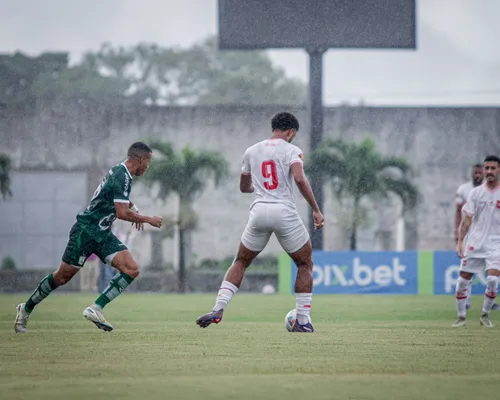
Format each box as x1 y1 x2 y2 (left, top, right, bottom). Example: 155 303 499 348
1 293 499 400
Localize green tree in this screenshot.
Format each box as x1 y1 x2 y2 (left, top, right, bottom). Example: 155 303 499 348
80 37 307 105
142 141 229 292
31 66 129 102
0 52 68 103
306 138 419 250
2 38 306 105
0 153 13 199
0 51 127 103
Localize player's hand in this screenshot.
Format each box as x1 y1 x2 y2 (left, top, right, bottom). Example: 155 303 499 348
313 210 324 231
149 216 163 228
133 222 144 231
456 240 464 258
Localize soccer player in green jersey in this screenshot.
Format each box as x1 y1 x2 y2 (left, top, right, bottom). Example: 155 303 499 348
14 142 163 333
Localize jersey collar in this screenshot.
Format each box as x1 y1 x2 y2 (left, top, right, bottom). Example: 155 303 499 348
121 162 133 180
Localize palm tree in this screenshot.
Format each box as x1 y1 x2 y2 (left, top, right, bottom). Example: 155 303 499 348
0 153 13 200
142 141 229 292
306 138 419 250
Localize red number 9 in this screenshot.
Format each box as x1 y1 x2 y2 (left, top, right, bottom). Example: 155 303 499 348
261 160 278 190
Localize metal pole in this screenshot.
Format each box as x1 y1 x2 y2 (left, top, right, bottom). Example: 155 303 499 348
308 49 325 250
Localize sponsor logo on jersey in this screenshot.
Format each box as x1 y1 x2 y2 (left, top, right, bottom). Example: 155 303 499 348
124 174 130 191
99 213 116 231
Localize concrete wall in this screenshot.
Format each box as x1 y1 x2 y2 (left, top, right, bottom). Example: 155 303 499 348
1 100 499 269
0 171 87 269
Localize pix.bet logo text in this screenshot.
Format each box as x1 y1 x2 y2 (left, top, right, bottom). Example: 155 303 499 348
312 257 407 287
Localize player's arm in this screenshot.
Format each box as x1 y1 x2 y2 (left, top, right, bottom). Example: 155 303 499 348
240 173 254 193
115 202 161 227
127 201 144 230
454 187 464 242
456 214 472 258
291 162 324 230
240 149 253 193
456 190 475 258
113 173 162 227
457 214 472 243
291 163 320 211
454 203 463 242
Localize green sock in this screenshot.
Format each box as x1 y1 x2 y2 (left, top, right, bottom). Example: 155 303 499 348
25 274 58 313
94 272 135 309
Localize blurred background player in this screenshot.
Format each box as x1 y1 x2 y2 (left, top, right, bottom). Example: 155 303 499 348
453 155 500 328
80 253 99 293
196 112 324 332
455 164 484 310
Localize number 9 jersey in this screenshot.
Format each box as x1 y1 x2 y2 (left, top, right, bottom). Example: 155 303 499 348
240 138 308 254
241 138 304 211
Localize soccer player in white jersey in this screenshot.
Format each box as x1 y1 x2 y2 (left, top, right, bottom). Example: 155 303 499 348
454 164 485 310
196 112 324 332
453 155 500 328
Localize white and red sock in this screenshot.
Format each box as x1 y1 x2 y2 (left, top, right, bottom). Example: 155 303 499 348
466 279 473 308
296 293 312 325
482 276 498 314
455 276 470 318
213 280 238 311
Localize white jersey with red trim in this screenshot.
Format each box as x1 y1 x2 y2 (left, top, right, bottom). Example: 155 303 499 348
241 138 303 210
455 181 475 206
462 183 500 257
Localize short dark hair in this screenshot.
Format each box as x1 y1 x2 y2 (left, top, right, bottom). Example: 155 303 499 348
484 155 500 164
271 112 299 132
473 163 483 169
128 142 152 158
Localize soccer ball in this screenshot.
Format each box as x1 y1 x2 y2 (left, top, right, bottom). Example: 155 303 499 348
262 284 276 294
284 309 296 332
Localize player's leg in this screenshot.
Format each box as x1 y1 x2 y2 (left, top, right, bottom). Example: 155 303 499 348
15 223 87 333
465 279 473 310
479 260 500 328
288 241 315 332
452 257 482 327
196 243 261 328
83 235 131 332
15 262 80 333
275 208 314 332
196 207 269 328
453 271 473 327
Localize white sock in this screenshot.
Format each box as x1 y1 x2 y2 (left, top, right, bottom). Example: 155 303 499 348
466 279 473 307
296 293 312 325
213 280 238 311
482 276 499 314
455 277 470 318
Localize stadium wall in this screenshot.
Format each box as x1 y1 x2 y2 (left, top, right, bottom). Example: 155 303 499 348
1 100 500 270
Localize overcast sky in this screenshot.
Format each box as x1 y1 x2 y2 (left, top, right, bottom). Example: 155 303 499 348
1 0 499 105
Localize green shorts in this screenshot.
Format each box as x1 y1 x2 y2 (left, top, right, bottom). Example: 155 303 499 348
62 222 128 267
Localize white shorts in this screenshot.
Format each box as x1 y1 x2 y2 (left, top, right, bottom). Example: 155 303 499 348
241 203 310 254
460 256 500 274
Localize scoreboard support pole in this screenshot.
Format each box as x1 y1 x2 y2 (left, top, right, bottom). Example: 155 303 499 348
308 48 326 250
